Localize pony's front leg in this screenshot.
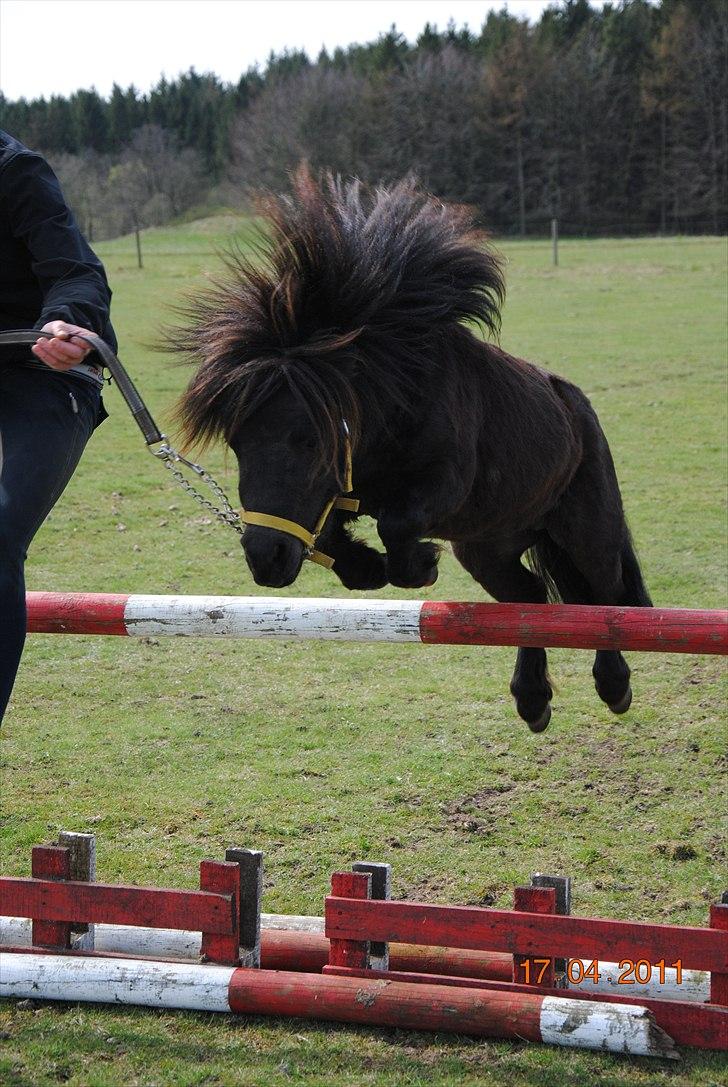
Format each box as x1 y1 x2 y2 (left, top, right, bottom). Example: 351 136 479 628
326 520 389 590
377 509 441 589
376 465 467 588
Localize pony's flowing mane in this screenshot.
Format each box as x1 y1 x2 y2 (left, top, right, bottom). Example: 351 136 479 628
172 165 505 467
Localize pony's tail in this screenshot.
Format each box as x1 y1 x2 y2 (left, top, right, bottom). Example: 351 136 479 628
619 533 653 608
527 531 652 608
527 535 585 604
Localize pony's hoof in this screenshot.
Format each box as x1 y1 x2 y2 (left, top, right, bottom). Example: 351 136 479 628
335 548 389 590
388 565 439 589
608 687 633 715
525 704 552 733
386 542 440 589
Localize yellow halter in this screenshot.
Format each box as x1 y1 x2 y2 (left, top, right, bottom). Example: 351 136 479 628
239 431 359 570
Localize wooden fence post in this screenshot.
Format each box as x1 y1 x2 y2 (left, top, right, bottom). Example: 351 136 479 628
512 885 556 988
531 872 571 986
353 861 392 971
31 846 72 949
225 847 263 967
58 831 96 949
328 871 371 969
709 902 728 1006
199 860 241 965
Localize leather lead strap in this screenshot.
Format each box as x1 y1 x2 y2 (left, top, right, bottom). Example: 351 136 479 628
0 329 164 445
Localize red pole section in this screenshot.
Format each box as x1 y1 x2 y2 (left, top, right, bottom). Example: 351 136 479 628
228 968 543 1042
421 601 728 655
259 929 513 980
26 592 129 636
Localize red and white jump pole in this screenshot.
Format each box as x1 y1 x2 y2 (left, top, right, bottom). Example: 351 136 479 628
0 952 676 1058
26 592 728 654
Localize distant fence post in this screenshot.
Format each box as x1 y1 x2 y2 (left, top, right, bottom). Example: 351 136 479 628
551 218 559 266
135 226 143 270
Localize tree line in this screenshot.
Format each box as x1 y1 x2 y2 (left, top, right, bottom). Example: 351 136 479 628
1 0 725 240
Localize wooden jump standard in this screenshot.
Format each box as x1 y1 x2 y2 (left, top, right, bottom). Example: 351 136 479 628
1 835 726 1054
25 591 728 654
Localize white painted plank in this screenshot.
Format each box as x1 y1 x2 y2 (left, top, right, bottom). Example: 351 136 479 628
124 596 423 640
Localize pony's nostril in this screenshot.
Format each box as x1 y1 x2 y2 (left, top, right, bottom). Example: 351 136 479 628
242 528 303 587
270 540 286 565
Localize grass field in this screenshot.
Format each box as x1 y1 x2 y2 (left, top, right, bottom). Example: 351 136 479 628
1 223 726 1086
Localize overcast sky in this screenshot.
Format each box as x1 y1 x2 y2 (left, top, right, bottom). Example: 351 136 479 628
1 0 558 101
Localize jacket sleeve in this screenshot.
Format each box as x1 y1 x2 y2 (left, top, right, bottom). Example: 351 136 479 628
2 151 116 347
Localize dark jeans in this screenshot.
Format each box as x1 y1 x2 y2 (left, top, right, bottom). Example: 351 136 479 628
0 365 104 723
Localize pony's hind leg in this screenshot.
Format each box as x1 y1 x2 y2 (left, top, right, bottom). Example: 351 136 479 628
537 530 652 715
531 534 632 712
592 536 652 712
595 536 653 712
453 541 553 732
541 379 652 715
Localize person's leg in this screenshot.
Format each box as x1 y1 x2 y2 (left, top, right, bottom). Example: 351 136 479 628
0 368 102 723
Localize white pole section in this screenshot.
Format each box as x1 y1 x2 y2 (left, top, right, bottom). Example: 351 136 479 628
539 995 676 1058
125 596 424 640
1 952 235 1012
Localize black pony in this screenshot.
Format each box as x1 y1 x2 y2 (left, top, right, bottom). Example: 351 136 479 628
174 167 652 731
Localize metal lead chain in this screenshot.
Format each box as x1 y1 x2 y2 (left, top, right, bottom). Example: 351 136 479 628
152 442 244 536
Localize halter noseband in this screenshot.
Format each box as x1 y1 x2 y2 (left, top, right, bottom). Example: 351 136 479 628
239 429 359 569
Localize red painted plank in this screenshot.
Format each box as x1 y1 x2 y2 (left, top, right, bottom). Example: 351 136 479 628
420 601 728 655
323 965 728 1051
257 929 513 979
200 861 240 965
710 904 728 1006
324 898 728 973
31 847 71 950
26 592 129 636
227 968 544 1043
0 877 235 934
328 872 370 969
389 942 514 981
513 886 556 988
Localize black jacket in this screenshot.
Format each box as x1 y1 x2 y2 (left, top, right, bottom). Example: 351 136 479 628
0 129 117 358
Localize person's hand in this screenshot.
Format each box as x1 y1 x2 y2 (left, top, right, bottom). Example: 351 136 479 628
32 321 95 370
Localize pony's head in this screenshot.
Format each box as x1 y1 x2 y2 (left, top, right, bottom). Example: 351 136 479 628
172 165 504 587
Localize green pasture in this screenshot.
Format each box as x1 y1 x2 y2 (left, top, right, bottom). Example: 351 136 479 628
1 223 726 1086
